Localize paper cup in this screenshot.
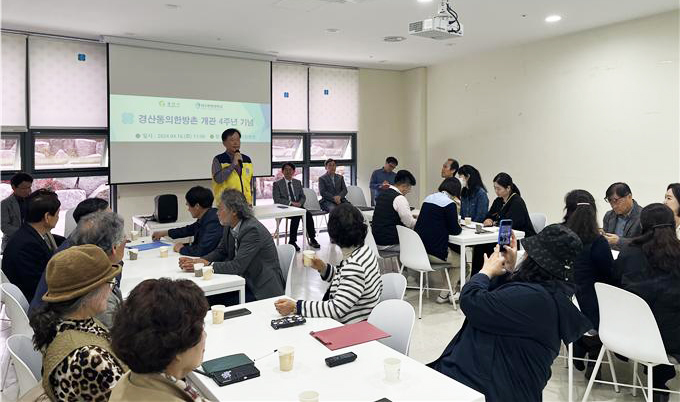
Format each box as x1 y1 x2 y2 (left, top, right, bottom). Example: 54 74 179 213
194 267 204 277
278 346 295 372
298 391 319 402
128 248 139 261
384 357 401 382
130 230 139 241
159 246 169 258
303 250 315 267
211 305 226 324
203 267 214 280
464 217 472 225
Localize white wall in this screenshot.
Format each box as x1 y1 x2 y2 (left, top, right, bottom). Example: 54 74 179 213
426 11 679 224
116 180 211 232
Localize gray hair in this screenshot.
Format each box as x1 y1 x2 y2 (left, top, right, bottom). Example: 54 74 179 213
220 189 253 219
70 211 125 254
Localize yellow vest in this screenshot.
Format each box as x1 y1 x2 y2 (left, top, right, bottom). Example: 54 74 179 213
212 152 253 204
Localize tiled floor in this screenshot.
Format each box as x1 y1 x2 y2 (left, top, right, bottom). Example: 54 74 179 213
2 231 678 401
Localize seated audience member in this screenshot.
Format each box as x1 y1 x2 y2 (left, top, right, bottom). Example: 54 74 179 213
471 173 535 274
152 186 223 256
369 156 398 205
275 204 381 324
30 211 126 328
664 183 680 239
109 279 209 401
441 158 459 179
179 190 284 301
602 182 642 250
318 158 348 212
2 189 60 301
1 172 33 251
415 178 463 303
614 203 680 398
371 170 417 251
30 245 126 401
429 225 590 402
272 162 321 250
563 189 614 371
458 165 489 223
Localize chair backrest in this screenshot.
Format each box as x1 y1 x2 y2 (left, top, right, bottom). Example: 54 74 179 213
63 208 77 237
346 186 368 207
380 273 407 301
396 226 433 272
368 299 415 355
302 188 322 211
1 283 33 336
529 212 547 233
365 229 380 256
276 244 296 286
7 334 42 397
595 283 670 365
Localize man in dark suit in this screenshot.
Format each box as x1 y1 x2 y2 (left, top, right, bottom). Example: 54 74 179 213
179 189 285 301
152 186 223 256
2 189 60 301
272 162 320 250
318 158 348 213
1 172 33 252
602 182 642 251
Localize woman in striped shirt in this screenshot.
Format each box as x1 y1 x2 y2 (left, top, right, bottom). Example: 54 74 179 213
274 203 382 324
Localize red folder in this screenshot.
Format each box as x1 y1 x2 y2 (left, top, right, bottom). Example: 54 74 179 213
310 321 390 351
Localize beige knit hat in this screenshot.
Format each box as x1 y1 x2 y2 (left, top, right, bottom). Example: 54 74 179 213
43 244 121 303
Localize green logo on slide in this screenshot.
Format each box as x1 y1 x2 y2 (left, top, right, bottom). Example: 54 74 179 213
159 100 166 107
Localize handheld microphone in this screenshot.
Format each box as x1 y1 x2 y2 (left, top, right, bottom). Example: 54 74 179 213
235 149 243 168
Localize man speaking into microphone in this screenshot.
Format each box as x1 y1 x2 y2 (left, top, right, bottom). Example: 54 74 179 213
212 128 254 205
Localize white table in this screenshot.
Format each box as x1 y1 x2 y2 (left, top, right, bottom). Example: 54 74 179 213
188 298 484 402
252 204 307 248
362 208 420 223
449 225 526 290
121 237 246 303
131 215 194 237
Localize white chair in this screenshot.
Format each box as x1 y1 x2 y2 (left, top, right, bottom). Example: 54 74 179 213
366 229 399 273
582 283 679 402
302 188 328 227
1 284 33 390
368 299 415 355
63 208 77 237
1 268 9 284
380 273 407 301
396 226 457 318
529 212 547 233
276 244 296 291
6 334 41 398
346 186 372 210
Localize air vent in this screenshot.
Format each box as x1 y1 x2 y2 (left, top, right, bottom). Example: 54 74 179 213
409 21 424 33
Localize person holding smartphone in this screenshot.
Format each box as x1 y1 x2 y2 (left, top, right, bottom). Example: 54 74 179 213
429 225 590 402
471 172 535 275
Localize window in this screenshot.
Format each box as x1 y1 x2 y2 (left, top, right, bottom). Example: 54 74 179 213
309 67 359 132
310 135 353 161
33 135 108 170
0 134 22 171
1 33 27 129
272 135 304 162
309 165 352 196
272 64 308 131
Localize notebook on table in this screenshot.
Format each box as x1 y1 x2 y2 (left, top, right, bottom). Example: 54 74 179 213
310 321 390 351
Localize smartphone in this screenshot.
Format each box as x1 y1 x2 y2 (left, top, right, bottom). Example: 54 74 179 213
224 308 252 320
497 219 513 249
277 205 288 209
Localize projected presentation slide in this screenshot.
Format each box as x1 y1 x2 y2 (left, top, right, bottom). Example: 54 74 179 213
110 94 271 143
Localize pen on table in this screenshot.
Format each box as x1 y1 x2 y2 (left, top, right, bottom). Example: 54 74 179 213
254 349 278 361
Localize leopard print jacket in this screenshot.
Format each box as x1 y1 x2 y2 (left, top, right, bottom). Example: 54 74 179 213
48 318 125 402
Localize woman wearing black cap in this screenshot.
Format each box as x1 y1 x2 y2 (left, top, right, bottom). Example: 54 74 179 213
429 224 591 402
614 203 680 400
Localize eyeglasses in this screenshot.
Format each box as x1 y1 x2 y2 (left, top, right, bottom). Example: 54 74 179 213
107 279 117 289
605 194 630 205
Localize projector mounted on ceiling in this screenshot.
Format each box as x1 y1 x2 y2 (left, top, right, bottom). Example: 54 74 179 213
409 0 463 40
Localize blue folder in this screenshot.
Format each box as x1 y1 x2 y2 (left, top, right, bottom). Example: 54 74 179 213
126 241 170 251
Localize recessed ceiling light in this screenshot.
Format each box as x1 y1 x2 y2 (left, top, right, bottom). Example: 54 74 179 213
378 60 388 63
165 3 180 9
417 0 434 3
383 36 406 42
123 32 136 36
325 28 340 34
545 15 562 23
268 50 280 55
